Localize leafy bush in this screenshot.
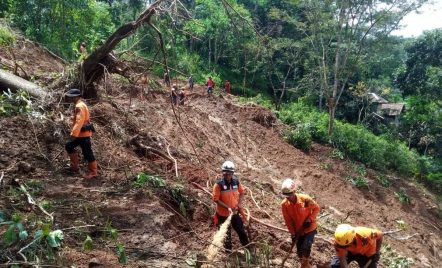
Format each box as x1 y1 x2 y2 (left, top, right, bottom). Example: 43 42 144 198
376 175 392 186
344 176 368 188
276 101 420 177
284 123 312 151
381 244 414 268
395 188 410 204
0 24 16 46
134 173 166 188
0 90 32 116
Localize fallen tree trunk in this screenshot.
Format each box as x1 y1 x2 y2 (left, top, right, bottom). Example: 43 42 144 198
77 0 162 98
0 69 47 99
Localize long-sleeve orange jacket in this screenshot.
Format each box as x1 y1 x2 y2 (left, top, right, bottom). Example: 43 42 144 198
213 177 245 217
281 194 320 235
335 227 382 257
71 100 91 138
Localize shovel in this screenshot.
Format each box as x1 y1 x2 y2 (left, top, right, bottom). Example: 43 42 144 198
281 226 305 267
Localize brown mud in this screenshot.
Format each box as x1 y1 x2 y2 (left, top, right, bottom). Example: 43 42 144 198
0 43 441 268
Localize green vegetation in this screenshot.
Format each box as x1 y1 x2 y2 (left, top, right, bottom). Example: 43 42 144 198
381 244 414 268
0 90 32 116
134 172 166 188
376 175 393 187
395 188 410 204
0 211 64 262
0 23 16 46
344 176 368 189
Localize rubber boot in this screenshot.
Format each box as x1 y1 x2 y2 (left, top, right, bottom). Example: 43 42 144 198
66 153 79 171
88 161 98 178
300 257 311 268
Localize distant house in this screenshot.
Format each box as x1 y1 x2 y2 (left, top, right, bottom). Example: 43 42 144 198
369 93 405 125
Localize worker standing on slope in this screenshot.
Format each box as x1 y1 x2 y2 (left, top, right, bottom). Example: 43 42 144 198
206 76 215 97
330 224 383 268
281 178 320 268
139 76 148 100
171 84 178 106
179 87 187 106
224 80 231 94
213 161 249 250
64 89 98 179
164 72 170 87
189 75 194 90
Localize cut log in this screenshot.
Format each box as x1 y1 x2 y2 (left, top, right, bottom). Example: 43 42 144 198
0 69 47 99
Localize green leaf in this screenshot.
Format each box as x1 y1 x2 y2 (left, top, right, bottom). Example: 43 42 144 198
117 244 128 264
19 230 28 241
34 229 43 238
42 224 50 236
11 214 22 223
16 222 24 232
47 230 64 247
180 202 186 217
2 224 16 243
185 259 196 266
84 235 93 250
109 228 118 240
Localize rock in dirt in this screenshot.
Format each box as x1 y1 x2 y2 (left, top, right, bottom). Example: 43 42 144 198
17 161 33 173
88 258 101 267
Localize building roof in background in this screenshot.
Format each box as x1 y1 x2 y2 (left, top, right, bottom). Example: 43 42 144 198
369 93 389 104
380 103 406 116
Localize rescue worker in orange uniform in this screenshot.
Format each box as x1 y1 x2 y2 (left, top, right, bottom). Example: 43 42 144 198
224 80 231 94
213 161 249 250
331 224 383 268
281 178 320 268
64 89 98 178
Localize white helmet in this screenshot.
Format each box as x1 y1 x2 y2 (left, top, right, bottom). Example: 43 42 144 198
281 178 296 197
222 161 235 173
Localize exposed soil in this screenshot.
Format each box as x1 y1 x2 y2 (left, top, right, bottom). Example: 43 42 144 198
0 43 441 268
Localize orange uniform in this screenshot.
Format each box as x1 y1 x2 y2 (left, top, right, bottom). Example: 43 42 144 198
281 194 320 235
71 100 91 138
213 177 245 217
336 227 382 257
224 81 231 93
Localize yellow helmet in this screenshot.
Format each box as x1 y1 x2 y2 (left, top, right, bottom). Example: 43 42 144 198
334 224 356 246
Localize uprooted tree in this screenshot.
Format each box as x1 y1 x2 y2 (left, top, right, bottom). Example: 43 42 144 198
74 0 164 99
0 0 166 100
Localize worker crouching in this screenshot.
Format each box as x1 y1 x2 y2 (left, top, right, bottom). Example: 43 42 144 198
281 178 320 268
331 224 383 268
64 89 98 179
212 161 249 250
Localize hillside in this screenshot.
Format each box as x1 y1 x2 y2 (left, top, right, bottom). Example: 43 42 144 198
0 42 441 268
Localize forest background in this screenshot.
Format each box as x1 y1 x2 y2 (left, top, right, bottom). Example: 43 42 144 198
0 0 441 197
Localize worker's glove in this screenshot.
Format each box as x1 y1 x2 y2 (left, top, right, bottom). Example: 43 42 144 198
291 234 297 243
303 221 311 228
372 254 380 263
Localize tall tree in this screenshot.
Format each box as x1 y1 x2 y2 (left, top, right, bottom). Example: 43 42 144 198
300 0 428 134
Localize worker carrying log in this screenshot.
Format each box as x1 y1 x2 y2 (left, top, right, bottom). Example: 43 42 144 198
212 161 249 250
330 224 383 268
281 178 320 268
64 89 98 179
